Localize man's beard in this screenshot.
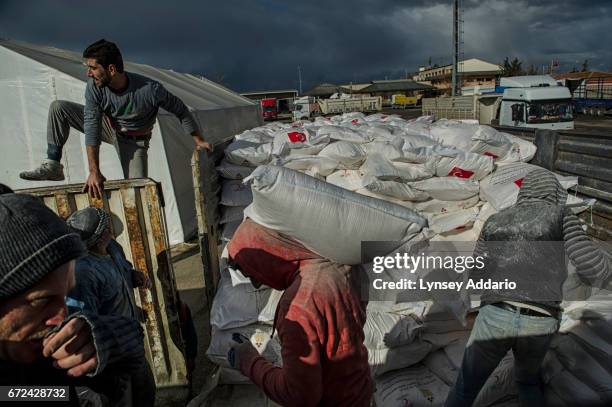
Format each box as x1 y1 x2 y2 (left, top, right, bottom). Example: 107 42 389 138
95 74 111 88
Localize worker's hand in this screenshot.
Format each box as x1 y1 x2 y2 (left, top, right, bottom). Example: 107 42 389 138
132 269 152 289
42 317 98 377
194 139 213 152
82 170 106 200
227 334 257 369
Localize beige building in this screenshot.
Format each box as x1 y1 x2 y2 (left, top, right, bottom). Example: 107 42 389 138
414 58 502 93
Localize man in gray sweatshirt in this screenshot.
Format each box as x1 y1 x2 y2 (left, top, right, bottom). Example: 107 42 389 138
20 39 212 199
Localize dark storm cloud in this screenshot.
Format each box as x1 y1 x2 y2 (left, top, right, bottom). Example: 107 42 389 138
1 0 611 92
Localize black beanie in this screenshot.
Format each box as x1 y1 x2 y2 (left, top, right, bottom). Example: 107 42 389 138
0 193 86 299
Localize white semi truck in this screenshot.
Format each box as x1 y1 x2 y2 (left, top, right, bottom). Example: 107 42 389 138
422 75 575 130
292 96 321 120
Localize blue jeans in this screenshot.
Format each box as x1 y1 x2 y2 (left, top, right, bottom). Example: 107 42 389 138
445 304 559 407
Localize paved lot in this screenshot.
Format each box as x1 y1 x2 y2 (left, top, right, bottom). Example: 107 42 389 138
171 247 212 399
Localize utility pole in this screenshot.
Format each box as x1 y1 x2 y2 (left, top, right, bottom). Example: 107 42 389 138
297 65 303 95
451 0 459 96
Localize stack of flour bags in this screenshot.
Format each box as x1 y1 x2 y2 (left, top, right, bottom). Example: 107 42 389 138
210 112 601 404
217 112 588 246
218 112 593 254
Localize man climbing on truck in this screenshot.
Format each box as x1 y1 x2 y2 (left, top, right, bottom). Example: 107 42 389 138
20 39 212 199
445 168 611 407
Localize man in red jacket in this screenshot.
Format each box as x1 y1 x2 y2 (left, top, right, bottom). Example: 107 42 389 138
227 218 373 407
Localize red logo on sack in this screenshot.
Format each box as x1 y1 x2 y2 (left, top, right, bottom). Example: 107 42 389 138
454 226 467 231
351 119 359 124
514 177 524 187
483 151 499 159
448 167 475 179
287 132 307 142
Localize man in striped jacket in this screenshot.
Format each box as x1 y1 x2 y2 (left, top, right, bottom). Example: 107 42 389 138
446 168 611 407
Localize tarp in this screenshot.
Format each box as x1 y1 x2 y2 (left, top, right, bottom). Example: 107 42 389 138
0 39 262 244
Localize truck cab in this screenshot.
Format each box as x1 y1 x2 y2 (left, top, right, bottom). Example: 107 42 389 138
498 75 574 130
260 98 278 121
293 96 319 121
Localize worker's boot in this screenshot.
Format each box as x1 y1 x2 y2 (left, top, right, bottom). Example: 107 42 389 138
19 159 65 181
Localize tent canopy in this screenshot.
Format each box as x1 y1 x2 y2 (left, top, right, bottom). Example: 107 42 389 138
0 39 253 111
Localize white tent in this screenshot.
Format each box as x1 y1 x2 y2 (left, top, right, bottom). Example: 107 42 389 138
0 39 262 245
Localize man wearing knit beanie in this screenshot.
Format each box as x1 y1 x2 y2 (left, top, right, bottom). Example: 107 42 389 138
445 169 611 407
67 207 154 406
0 190 146 404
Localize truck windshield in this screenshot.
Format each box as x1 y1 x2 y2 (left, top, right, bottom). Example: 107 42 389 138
527 100 573 123
263 106 275 112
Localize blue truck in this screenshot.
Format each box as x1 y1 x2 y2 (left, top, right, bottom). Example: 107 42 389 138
564 76 612 116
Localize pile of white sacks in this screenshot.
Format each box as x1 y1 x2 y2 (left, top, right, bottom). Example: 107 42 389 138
209 112 610 406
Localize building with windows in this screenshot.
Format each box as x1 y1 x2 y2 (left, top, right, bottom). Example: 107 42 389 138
414 58 502 94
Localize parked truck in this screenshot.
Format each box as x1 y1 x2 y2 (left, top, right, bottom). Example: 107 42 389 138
187 124 612 405
260 98 278 121
566 76 612 116
391 94 418 108
422 75 575 130
293 96 321 121
317 95 382 115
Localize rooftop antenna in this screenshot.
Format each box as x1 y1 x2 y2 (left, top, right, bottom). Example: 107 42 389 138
297 65 303 95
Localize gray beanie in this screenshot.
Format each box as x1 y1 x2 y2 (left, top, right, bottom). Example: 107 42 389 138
66 207 111 248
0 193 85 299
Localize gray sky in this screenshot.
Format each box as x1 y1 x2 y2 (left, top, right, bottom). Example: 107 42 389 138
1 0 611 92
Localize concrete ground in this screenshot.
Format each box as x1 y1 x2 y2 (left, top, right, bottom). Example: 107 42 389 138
171 244 211 397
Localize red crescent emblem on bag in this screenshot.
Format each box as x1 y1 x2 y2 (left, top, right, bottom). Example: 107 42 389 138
448 167 474 179
287 132 306 142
